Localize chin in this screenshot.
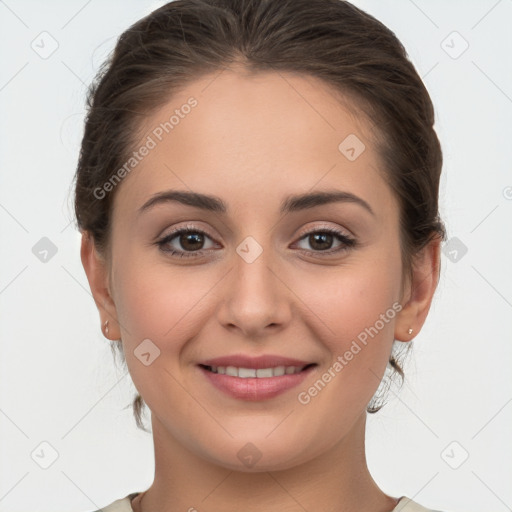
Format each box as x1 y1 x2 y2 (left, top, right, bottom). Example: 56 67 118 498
197 432 319 473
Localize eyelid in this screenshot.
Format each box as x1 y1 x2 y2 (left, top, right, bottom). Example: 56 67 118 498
295 222 353 240
159 222 215 238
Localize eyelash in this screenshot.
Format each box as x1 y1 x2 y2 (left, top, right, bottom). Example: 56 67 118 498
155 224 357 259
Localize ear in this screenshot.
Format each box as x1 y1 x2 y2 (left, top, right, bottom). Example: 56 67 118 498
80 230 120 340
394 236 441 342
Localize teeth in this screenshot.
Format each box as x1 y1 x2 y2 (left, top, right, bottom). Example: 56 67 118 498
207 365 305 377
273 366 286 376
239 367 256 378
256 368 273 378
226 366 238 377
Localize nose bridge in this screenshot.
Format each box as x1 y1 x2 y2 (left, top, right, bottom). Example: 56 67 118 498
218 233 291 335
234 234 279 308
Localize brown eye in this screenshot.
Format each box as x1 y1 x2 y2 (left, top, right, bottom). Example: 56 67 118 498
156 227 217 258
308 232 334 251
295 228 356 256
179 232 205 251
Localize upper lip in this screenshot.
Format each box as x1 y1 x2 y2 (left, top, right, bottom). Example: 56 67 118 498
200 354 315 369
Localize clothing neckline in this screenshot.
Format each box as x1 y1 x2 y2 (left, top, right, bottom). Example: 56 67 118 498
126 492 408 511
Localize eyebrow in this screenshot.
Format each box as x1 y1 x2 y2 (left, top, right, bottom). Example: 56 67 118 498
138 189 375 217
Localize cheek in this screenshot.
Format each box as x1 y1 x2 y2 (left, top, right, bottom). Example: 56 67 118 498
290 256 402 405
112 250 225 369
294 258 402 347
111 260 216 410
278 260 403 450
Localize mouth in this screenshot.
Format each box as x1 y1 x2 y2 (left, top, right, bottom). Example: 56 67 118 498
199 363 316 378
197 357 318 401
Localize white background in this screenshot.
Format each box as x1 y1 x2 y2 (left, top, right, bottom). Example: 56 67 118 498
0 1 511 511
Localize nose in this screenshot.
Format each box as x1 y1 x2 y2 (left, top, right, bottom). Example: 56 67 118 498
216 244 292 339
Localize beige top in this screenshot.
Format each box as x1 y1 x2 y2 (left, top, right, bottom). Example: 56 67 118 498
93 493 447 511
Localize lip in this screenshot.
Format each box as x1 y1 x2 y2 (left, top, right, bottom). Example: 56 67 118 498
198 354 317 401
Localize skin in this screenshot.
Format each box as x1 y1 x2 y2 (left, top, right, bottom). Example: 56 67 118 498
81 68 440 512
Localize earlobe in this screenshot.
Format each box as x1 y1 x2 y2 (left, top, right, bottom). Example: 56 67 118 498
80 231 120 339
394 236 441 342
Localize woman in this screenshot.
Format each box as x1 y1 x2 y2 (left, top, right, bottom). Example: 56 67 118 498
75 0 448 510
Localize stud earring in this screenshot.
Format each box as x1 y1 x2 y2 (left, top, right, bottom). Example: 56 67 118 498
103 320 109 336
407 328 413 335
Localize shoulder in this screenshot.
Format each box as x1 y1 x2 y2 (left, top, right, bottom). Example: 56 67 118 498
394 496 451 512
88 492 139 512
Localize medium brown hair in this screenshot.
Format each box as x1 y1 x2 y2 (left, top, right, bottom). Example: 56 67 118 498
73 0 446 431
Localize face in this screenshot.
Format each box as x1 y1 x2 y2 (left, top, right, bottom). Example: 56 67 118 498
102 69 410 471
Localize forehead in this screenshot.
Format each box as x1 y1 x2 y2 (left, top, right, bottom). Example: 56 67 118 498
111 69 395 221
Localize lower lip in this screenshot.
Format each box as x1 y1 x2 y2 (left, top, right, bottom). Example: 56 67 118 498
199 365 315 401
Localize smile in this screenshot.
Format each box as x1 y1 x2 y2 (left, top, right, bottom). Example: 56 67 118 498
198 361 317 401
201 364 310 377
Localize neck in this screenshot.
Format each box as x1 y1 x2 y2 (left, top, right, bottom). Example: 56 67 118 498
133 412 398 512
